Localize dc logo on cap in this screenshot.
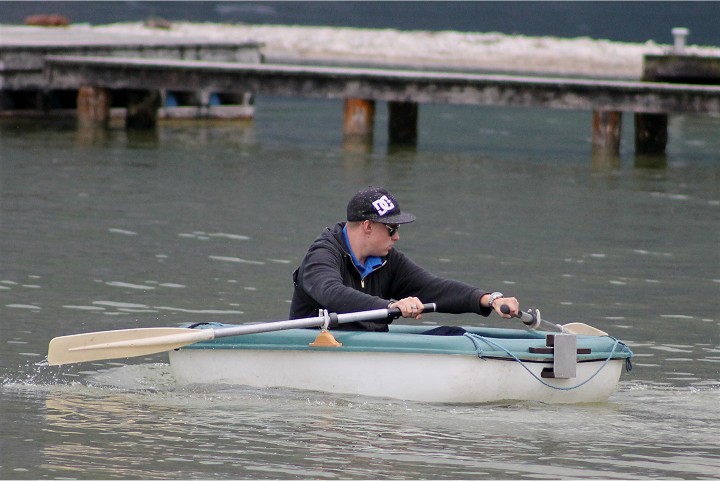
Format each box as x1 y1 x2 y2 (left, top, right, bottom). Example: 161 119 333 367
372 195 395 216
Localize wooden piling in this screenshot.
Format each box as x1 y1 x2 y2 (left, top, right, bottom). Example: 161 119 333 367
343 99 375 136
591 110 622 155
76 85 110 126
343 98 375 152
388 101 418 145
634 113 668 155
126 89 161 129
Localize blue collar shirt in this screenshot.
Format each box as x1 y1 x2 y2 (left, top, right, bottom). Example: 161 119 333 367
343 225 383 280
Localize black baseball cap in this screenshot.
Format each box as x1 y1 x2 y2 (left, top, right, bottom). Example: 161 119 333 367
346 186 416 224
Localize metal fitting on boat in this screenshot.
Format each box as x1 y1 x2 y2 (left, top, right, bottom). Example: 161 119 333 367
319 309 331 330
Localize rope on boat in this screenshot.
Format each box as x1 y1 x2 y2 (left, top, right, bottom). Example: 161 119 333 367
463 333 622 391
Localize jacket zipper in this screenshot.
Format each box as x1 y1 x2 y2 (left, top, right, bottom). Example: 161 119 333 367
345 252 386 290
358 261 386 289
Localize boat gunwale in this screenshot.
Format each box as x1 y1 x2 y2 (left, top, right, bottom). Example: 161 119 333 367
177 323 633 363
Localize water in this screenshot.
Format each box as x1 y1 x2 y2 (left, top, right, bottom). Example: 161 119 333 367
4 4 720 477
3 375 718 479
1 94 718 479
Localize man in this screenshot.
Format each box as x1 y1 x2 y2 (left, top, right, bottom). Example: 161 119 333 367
290 186 520 332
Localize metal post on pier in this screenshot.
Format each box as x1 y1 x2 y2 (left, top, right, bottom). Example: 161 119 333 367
672 27 689 54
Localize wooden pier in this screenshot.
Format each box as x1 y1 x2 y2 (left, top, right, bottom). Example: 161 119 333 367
2 22 719 166
0 29 263 119
40 55 720 163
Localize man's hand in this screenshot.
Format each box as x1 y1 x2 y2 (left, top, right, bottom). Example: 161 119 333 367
389 296 425 319
493 296 519 318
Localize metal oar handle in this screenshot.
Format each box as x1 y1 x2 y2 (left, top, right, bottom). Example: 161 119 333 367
500 305 539 327
387 302 437 319
334 302 437 325
501 305 566 333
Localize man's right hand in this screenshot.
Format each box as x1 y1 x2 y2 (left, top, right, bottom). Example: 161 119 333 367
389 296 425 319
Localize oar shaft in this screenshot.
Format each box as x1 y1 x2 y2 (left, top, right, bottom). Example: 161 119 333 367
211 303 436 339
519 310 567 333
500 305 606 336
338 302 436 323
212 317 328 338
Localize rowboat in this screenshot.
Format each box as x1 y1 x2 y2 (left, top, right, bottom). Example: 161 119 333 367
47 304 633 404
168 323 633 404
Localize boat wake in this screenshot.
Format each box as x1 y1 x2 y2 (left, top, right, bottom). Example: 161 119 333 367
3 360 718 411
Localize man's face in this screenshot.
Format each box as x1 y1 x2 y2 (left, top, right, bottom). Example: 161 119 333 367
366 221 399 256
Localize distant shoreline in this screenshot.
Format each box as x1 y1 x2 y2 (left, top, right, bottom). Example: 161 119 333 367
4 22 720 79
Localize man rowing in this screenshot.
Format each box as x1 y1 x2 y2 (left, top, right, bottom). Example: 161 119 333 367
290 186 520 333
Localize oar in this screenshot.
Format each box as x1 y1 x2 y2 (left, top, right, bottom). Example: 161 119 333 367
501 305 607 336
48 303 437 366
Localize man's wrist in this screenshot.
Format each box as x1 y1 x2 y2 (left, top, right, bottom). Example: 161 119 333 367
485 291 504 309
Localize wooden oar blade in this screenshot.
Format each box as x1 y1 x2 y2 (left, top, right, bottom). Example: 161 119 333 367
48 327 214 366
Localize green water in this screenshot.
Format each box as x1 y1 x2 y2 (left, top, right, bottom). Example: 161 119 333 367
1 97 718 479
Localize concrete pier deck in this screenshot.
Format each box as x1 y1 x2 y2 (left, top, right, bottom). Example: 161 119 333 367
41 55 720 161
44 56 720 115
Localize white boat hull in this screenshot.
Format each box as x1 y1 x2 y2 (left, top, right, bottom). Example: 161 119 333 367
169 348 625 404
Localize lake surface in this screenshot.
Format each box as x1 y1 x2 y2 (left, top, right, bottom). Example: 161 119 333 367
1 95 719 479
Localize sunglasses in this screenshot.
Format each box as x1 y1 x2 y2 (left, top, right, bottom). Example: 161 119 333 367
383 224 400 237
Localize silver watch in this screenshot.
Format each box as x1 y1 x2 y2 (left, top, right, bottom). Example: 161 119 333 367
486 291 504 309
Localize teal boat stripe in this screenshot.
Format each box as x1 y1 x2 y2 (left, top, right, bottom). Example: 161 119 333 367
179 323 633 362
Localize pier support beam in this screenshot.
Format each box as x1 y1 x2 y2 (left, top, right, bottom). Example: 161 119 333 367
634 113 668 168
634 113 668 155
388 101 418 146
591 110 622 154
343 98 375 152
76 85 110 127
590 110 622 169
343 98 375 136
126 89 161 129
